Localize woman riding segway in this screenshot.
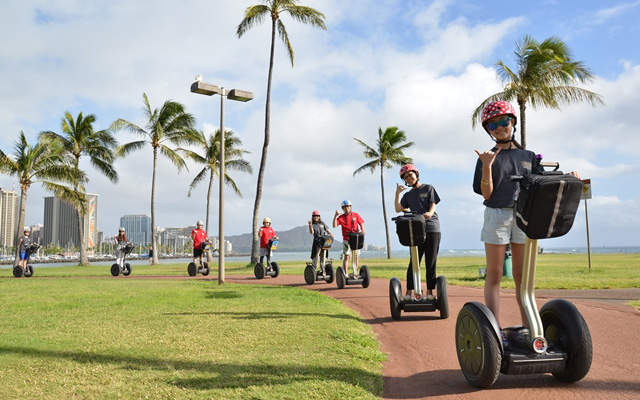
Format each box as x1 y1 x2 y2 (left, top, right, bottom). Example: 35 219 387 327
304 211 335 285
111 227 133 276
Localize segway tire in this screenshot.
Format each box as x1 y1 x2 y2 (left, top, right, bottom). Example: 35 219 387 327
390 278 402 320
123 263 132 276
13 266 23 278
24 265 34 277
201 262 210 276
360 265 370 288
336 267 346 289
304 264 316 285
437 275 449 319
455 304 502 388
254 263 266 279
540 299 593 383
187 262 197 277
111 264 120 277
270 262 279 278
325 263 334 284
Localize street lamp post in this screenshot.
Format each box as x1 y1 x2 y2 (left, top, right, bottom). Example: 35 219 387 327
191 77 253 285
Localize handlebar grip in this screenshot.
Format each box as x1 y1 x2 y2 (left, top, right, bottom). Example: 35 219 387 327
506 175 523 182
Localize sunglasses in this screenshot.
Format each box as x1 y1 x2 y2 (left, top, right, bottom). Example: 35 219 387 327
485 117 512 131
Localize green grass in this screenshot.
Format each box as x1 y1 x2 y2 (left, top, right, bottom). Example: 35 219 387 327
0 279 384 399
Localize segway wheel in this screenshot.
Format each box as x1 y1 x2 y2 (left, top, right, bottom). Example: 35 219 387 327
24 265 34 278
336 267 346 289
325 263 334 284
122 263 132 276
270 262 279 278
304 264 316 285
110 264 120 277
187 262 197 277
540 299 593 383
201 262 210 276
455 304 502 388
360 265 370 288
13 266 23 278
254 263 266 280
390 277 402 320
436 275 449 319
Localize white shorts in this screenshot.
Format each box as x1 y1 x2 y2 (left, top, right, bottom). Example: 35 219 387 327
481 207 526 245
342 241 360 256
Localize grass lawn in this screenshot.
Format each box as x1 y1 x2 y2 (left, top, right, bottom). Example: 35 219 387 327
0 278 384 400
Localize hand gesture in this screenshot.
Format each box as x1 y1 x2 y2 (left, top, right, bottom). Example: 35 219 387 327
396 182 406 194
335 210 340 217
474 147 501 167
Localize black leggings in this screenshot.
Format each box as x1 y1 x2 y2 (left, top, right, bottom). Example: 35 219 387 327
406 232 441 291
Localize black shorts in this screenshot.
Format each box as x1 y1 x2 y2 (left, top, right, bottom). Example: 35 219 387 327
193 248 203 257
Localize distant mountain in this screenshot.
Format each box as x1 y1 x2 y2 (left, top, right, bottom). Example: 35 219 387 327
226 225 342 253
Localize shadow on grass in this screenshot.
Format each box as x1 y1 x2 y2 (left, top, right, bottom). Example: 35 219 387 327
0 345 381 394
160 310 360 321
204 290 243 299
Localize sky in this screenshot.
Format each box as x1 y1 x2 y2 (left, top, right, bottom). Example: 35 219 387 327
1 0 639 251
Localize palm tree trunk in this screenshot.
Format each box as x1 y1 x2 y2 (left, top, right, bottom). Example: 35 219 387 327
77 208 89 265
518 98 527 149
380 164 392 259
206 171 214 235
13 186 28 266
151 147 159 264
250 17 277 265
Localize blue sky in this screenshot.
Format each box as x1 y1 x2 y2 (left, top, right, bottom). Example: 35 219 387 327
1 0 639 251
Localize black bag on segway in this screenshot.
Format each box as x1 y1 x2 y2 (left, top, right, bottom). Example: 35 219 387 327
347 232 364 250
394 214 426 247
515 172 583 239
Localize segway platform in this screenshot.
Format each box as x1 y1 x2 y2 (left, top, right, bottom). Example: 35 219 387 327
255 239 280 279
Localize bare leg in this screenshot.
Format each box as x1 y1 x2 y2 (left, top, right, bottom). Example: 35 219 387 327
510 242 527 326
484 243 507 327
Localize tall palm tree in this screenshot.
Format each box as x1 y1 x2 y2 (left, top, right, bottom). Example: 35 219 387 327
111 93 198 264
181 128 253 235
237 0 326 264
472 35 604 149
40 112 118 265
0 132 86 265
354 127 414 259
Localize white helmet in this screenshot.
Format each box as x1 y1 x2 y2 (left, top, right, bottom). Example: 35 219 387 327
197 220 204 227
119 227 125 232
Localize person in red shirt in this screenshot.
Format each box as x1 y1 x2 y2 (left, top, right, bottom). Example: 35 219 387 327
190 220 208 265
258 217 278 264
332 200 365 278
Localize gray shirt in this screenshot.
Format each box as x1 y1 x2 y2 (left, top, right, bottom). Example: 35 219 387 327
19 235 31 253
473 147 538 208
400 184 441 232
311 221 331 238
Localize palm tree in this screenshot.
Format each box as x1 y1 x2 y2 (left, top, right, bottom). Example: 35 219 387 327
237 0 326 264
0 132 86 265
181 128 253 234
472 35 604 149
354 127 414 259
40 112 118 265
111 93 198 264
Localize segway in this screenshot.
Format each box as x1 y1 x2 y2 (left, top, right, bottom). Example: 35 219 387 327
13 243 40 278
254 239 280 279
304 235 335 285
188 241 212 276
455 162 592 388
335 232 370 289
389 212 448 320
111 242 135 276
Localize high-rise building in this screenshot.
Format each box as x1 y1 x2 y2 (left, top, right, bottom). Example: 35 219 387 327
0 188 19 248
120 215 151 245
43 194 98 249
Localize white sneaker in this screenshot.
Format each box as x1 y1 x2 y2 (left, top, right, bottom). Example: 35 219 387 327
403 294 412 302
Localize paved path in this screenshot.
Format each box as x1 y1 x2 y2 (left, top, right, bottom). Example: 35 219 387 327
223 274 640 400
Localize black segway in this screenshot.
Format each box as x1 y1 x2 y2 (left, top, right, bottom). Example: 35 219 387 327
389 212 448 320
304 236 335 285
455 162 592 388
111 242 135 276
13 243 40 278
336 232 370 289
188 241 212 276
254 239 280 279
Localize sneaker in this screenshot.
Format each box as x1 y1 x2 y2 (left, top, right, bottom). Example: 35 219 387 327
426 294 436 301
403 294 412 302
348 273 356 279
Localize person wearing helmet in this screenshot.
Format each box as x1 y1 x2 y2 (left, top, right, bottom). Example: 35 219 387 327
333 200 365 278
17 227 32 272
258 217 278 264
308 211 334 273
473 100 580 344
394 164 441 301
114 227 129 268
191 221 208 266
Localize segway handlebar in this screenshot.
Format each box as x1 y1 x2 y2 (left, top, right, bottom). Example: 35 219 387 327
391 210 422 221
507 161 560 182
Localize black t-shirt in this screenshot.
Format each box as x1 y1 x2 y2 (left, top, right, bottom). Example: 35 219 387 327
473 147 538 208
400 184 441 232
311 221 330 238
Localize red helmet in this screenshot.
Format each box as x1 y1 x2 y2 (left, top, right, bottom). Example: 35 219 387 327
399 164 419 179
312 210 320 217
481 101 517 126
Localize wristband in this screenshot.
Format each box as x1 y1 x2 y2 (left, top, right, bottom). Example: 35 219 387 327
481 179 492 185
